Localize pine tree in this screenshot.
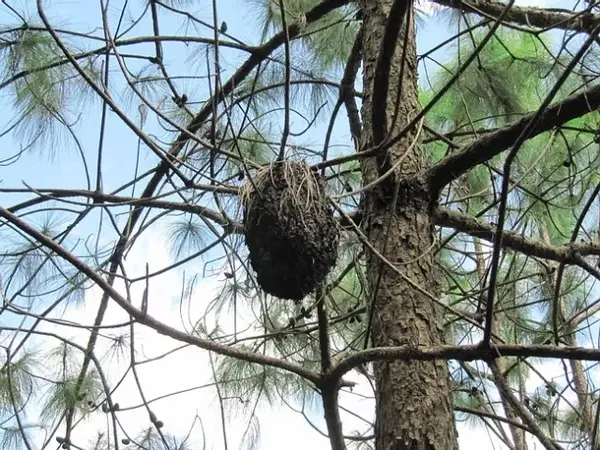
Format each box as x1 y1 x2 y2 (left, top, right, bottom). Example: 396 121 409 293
1 1 600 449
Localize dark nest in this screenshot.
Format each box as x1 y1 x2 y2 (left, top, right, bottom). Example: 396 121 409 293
241 160 339 301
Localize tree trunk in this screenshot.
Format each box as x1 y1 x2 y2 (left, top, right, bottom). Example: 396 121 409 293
359 1 458 449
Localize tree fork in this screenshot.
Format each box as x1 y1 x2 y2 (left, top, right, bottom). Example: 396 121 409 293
359 1 458 448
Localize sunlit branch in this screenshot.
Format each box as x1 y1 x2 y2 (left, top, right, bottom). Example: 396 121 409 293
434 0 599 35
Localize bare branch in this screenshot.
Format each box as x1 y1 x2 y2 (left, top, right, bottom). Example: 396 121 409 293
433 0 599 34
489 361 562 450
433 207 600 263
0 205 321 384
329 343 600 381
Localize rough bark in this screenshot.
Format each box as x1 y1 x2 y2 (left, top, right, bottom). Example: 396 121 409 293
359 1 458 449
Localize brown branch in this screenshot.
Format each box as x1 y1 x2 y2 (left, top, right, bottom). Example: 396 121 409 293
6 204 600 444
433 0 598 34
433 207 600 262
315 284 346 449
489 361 562 450
329 343 600 381
455 405 533 433
0 34 252 92
321 386 347 450
31 0 344 443
21 190 600 270
371 0 412 175
5 188 241 233
340 25 363 146
36 0 349 435
427 84 600 196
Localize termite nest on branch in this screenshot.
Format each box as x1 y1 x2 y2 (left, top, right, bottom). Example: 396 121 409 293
241 160 339 301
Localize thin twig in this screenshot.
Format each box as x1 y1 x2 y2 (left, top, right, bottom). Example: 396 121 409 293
278 0 291 161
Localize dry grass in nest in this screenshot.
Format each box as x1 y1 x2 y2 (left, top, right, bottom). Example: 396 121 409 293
241 160 339 301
